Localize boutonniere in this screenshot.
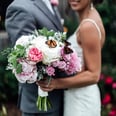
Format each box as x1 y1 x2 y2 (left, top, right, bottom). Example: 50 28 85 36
50 0 59 6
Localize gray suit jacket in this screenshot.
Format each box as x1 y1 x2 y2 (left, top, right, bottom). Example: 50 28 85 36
5 0 64 114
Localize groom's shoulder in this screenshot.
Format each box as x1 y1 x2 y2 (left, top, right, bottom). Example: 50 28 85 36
7 0 34 12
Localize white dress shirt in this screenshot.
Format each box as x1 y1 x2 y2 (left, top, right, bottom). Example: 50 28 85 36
42 0 55 15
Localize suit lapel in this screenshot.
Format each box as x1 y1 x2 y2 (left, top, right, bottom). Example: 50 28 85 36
33 0 63 31
52 6 62 25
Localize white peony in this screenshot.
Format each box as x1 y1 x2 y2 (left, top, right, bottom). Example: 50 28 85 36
30 35 62 64
30 35 47 49
15 35 34 47
42 46 61 64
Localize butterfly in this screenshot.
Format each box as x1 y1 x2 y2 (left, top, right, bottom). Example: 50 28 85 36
64 40 73 54
45 40 57 48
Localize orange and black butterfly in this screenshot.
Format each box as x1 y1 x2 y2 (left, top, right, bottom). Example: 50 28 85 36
45 40 57 48
64 40 73 54
64 40 71 46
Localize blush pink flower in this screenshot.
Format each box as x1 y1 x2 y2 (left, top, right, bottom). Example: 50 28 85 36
59 47 81 75
70 52 81 71
13 59 37 83
46 66 55 76
57 61 67 69
50 0 59 6
64 52 81 75
52 61 59 67
28 47 43 62
60 47 71 61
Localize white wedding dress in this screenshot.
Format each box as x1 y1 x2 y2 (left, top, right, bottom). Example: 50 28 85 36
64 19 101 116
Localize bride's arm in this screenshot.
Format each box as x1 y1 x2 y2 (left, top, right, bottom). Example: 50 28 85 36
38 22 102 91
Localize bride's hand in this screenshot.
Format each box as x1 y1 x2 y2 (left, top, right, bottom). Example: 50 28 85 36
36 78 57 92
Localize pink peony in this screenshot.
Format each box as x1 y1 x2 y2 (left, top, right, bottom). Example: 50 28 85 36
13 59 37 83
28 47 43 62
64 52 81 75
60 47 71 61
46 66 55 76
59 47 81 75
52 61 59 67
70 52 81 71
57 61 67 69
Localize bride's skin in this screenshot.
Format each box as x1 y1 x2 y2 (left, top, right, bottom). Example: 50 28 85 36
37 0 105 91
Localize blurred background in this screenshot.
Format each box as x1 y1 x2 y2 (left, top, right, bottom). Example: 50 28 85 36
0 0 116 116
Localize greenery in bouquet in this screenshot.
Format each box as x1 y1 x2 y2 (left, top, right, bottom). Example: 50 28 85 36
98 65 116 116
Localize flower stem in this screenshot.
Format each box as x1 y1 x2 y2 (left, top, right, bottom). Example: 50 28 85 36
36 96 52 111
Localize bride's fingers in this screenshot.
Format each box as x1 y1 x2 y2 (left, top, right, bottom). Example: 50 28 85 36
39 83 54 91
36 78 53 86
36 79 56 91
37 82 48 88
36 81 53 89
36 80 48 86
40 86 54 92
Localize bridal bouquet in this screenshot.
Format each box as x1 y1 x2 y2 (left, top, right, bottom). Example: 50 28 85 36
6 28 81 111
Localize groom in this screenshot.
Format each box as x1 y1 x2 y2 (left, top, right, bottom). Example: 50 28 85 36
5 0 64 116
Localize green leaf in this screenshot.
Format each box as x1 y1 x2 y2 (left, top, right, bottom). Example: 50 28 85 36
47 30 54 37
18 49 25 57
16 44 24 49
8 55 17 64
16 63 22 74
38 28 55 38
61 33 67 42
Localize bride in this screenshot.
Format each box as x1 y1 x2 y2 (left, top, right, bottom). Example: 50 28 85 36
38 0 105 115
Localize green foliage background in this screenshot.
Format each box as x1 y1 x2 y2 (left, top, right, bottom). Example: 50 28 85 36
97 0 116 65
0 55 18 103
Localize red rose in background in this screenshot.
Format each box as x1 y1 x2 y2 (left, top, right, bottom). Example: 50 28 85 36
109 109 116 116
102 93 111 105
105 76 113 85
